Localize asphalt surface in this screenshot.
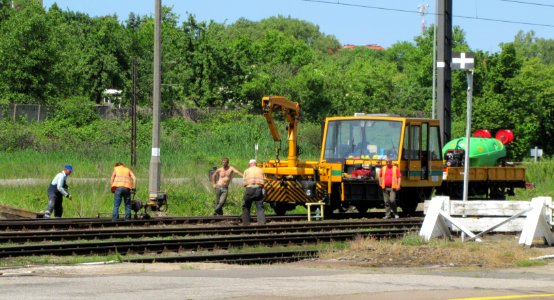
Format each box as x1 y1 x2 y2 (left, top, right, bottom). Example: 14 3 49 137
1 261 554 300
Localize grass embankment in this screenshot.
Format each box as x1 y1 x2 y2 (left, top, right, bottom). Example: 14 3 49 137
319 234 550 268
0 104 552 217
1 233 550 268
0 110 321 217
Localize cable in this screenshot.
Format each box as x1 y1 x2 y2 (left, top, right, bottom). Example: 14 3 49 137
302 0 421 15
500 0 554 8
301 0 554 28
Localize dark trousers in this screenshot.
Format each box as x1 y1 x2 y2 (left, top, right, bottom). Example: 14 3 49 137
382 187 397 216
241 187 265 225
46 184 63 218
113 187 131 221
214 186 228 215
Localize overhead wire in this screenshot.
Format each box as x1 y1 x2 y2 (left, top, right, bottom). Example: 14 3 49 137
301 0 554 28
499 0 554 8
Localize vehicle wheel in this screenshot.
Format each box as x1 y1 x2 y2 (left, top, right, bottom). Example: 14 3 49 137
271 203 288 216
489 186 506 200
448 184 463 200
398 188 420 216
399 200 418 216
355 203 369 214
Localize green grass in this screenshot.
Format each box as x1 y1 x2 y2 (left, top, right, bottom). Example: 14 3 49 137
0 111 551 218
512 158 554 200
516 259 547 267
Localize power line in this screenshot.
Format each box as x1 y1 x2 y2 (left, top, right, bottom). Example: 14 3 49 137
499 0 554 8
301 0 554 28
301 0 421 15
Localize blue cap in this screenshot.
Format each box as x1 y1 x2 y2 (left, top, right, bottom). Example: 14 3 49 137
64 164 73 172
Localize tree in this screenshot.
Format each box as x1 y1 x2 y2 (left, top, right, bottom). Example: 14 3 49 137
0 2 59 103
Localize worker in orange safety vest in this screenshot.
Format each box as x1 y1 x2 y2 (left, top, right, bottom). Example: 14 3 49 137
241 159 266 225
110 162 137 221
379 158 401 219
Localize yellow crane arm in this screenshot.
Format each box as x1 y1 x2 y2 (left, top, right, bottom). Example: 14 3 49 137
261 96 300 167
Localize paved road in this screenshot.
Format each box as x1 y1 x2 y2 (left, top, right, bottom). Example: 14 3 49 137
1 262 553 300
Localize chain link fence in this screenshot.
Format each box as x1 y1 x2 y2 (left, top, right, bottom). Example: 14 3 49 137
0 104 253 122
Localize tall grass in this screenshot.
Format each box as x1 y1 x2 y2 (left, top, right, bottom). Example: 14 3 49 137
1 110 550 217
0 111 321 217
509 158 554 200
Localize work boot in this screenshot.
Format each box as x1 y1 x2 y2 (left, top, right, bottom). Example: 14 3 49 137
382 214 391 219
394 214 400 219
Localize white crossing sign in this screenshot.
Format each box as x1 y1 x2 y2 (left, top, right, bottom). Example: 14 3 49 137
452 52 474 70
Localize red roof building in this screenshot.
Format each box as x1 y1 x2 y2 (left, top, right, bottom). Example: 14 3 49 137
341 44 385 51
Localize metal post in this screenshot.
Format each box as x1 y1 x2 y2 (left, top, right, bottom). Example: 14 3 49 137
437 0 452 144
462 70 474 204
148 0 162 200
131 58 137 168
461 70 473 242
431 0 437 119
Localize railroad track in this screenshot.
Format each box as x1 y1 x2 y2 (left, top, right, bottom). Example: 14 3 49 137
0 217 423 265
0 211 422 231
0 219 421 257
0 219 422 243
0 229 410 258
0 215 305 231
124 250 320 264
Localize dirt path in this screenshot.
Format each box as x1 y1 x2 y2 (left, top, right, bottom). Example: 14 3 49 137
0 178 196 186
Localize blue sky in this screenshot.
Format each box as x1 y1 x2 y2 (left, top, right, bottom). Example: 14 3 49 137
42 0 553 53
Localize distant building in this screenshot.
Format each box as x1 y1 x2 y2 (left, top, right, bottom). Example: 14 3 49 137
102 89 123 108
341 44 385 51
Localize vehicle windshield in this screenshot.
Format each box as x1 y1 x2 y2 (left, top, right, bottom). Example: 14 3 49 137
323 119 402 161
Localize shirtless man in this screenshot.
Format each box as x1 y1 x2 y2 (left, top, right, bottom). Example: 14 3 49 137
212 157 244 215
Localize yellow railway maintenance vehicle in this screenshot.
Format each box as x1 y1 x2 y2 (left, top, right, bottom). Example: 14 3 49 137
260 96 444 216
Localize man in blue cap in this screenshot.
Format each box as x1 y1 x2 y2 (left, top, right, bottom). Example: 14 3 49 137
43 164 73 218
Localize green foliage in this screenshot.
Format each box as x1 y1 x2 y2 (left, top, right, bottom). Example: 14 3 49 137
1 108 553 218
52 96 98 127
398 234 427 246
516 259 546 267
0 119 36 151
0 4 553 159
0 2 58 103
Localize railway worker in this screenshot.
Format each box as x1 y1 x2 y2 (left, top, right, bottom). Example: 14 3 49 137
212 157 244 216
379 158 401 219
43 164 73 218
110 162 137 222
241 159 266 225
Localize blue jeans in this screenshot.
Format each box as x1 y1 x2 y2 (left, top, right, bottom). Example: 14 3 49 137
214 186 228 215
46 184 64 218
113 187 131 221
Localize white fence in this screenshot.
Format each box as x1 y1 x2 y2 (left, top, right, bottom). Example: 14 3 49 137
420 196 554 246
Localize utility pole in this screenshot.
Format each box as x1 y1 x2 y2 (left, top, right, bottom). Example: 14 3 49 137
148 0 162 200
131 58 137 168
437 0 452 145
431 0 437 119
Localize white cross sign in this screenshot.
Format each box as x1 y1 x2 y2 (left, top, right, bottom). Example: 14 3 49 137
451 52 475 70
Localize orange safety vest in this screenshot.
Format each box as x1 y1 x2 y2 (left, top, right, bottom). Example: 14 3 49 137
380 165 400 189
243 166 265 186
111 166 134 189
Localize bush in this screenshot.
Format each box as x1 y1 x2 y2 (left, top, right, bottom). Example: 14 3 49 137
53 96 99 127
